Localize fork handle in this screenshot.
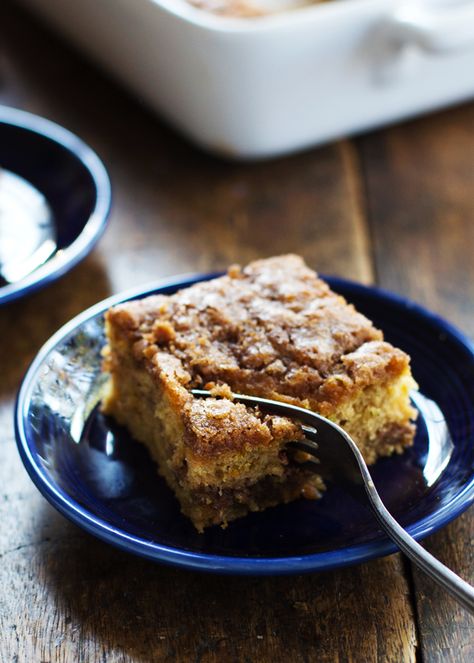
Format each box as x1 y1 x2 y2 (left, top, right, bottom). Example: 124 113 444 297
365 483 474 614
191 389 474 611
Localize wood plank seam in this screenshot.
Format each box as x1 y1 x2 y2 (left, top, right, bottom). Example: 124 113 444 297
338 140 376 285
400 549 425 663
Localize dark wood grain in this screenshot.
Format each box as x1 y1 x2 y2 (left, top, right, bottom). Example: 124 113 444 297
358 106 474 663
1 1 472 661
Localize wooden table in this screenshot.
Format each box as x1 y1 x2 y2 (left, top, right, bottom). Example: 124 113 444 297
1 3 473 661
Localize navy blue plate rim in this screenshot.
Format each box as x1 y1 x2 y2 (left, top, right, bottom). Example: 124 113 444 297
0 106 111 304
15 272 474 575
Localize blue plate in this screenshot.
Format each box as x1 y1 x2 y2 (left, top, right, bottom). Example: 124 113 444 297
0 106 111 304
15 274 474 574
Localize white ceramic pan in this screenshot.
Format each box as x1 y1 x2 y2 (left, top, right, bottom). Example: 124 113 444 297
19 0 474 158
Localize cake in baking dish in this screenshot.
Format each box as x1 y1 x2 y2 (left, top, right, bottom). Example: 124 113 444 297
102 255 417 531
187 0 326 19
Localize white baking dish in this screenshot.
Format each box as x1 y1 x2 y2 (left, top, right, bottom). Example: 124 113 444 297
18 0 474 158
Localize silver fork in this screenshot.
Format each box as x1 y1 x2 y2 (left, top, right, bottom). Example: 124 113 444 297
192 389 474 614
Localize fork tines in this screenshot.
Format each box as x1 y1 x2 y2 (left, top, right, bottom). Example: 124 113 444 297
286 427 320 470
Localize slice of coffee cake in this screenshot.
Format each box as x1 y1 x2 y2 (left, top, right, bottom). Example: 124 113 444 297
102 255 416 531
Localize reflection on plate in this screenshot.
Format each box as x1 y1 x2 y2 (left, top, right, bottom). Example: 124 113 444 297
0 106 111 304
0 169 56 283
15 274 474 574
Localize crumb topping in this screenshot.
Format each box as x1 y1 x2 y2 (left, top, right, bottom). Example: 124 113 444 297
184 398 301 456
108 255 407 401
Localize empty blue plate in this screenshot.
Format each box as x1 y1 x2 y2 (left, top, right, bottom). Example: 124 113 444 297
0 106 111 304
15 274 474 574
